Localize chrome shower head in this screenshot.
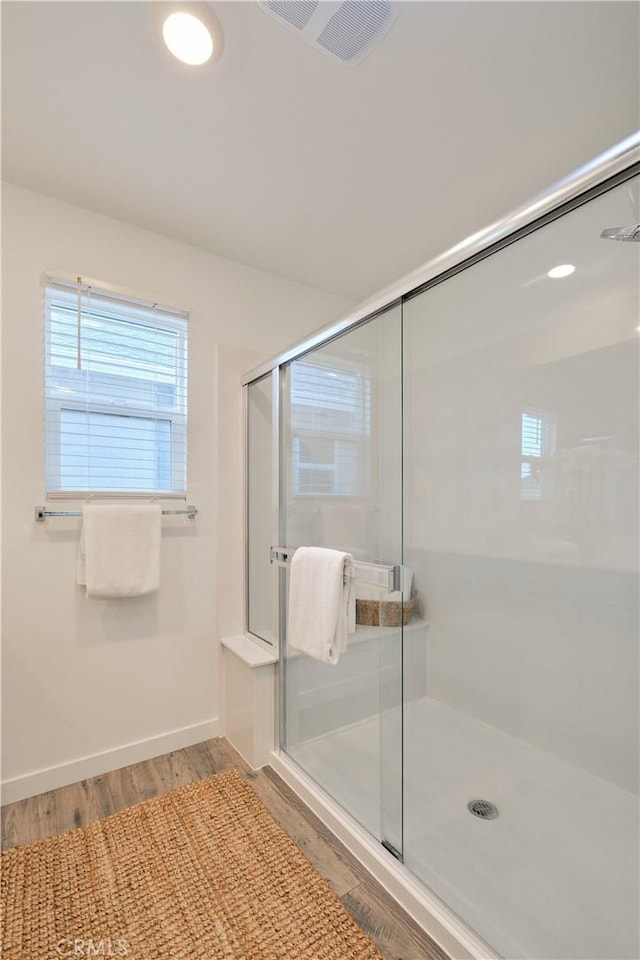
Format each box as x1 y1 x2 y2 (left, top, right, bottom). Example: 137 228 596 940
600 225 640 241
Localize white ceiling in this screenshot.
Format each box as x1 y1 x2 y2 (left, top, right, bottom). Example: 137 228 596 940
2 1 638 301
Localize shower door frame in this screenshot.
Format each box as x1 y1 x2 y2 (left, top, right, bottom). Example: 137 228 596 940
243 132 639 395
241 131 640 960
243 128 640 731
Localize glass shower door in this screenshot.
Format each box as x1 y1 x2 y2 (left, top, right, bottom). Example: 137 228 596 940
247 372 276 644
402 174 639 959
280 304 405 856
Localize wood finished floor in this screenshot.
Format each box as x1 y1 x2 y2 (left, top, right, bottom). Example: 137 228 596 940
1 738 450 960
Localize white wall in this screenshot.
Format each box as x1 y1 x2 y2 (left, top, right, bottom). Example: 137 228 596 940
1 182 352 801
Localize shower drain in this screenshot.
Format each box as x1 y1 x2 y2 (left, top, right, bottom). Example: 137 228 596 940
467 798 499 820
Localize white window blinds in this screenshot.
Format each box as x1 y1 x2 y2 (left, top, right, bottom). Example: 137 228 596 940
520 407 557 501
289 355 371 496
45 279 188 497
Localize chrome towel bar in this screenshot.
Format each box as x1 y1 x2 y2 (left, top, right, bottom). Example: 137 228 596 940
35 505 198 521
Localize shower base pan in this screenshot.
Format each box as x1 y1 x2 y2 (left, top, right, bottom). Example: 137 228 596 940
286 697 639 960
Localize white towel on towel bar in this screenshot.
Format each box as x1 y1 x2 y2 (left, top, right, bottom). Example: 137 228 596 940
287 546 355 664
77 504 162 598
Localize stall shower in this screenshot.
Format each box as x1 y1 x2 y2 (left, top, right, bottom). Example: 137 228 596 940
244 138 640 960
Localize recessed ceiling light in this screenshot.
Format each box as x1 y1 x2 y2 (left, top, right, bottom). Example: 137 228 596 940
547 264 576 279
163 11 214 66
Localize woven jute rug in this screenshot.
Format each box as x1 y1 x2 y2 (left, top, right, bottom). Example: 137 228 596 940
1 770 383 960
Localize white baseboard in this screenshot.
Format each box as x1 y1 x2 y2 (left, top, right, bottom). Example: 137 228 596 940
269 750 499 960
1 718 220 805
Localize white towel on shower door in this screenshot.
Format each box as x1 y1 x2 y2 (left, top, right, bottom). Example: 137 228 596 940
287 546 355 665
77 503 162 598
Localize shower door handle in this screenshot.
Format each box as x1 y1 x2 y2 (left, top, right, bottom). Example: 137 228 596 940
270 545 406 595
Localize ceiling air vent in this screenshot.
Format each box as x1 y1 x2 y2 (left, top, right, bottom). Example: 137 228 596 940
258 1 398 66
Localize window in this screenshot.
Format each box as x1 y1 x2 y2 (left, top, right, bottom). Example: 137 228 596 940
290 354 371 496
45 279 187 497
521 407 557 501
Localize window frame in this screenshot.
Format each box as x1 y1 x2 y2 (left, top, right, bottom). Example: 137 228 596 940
44 278 188 499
